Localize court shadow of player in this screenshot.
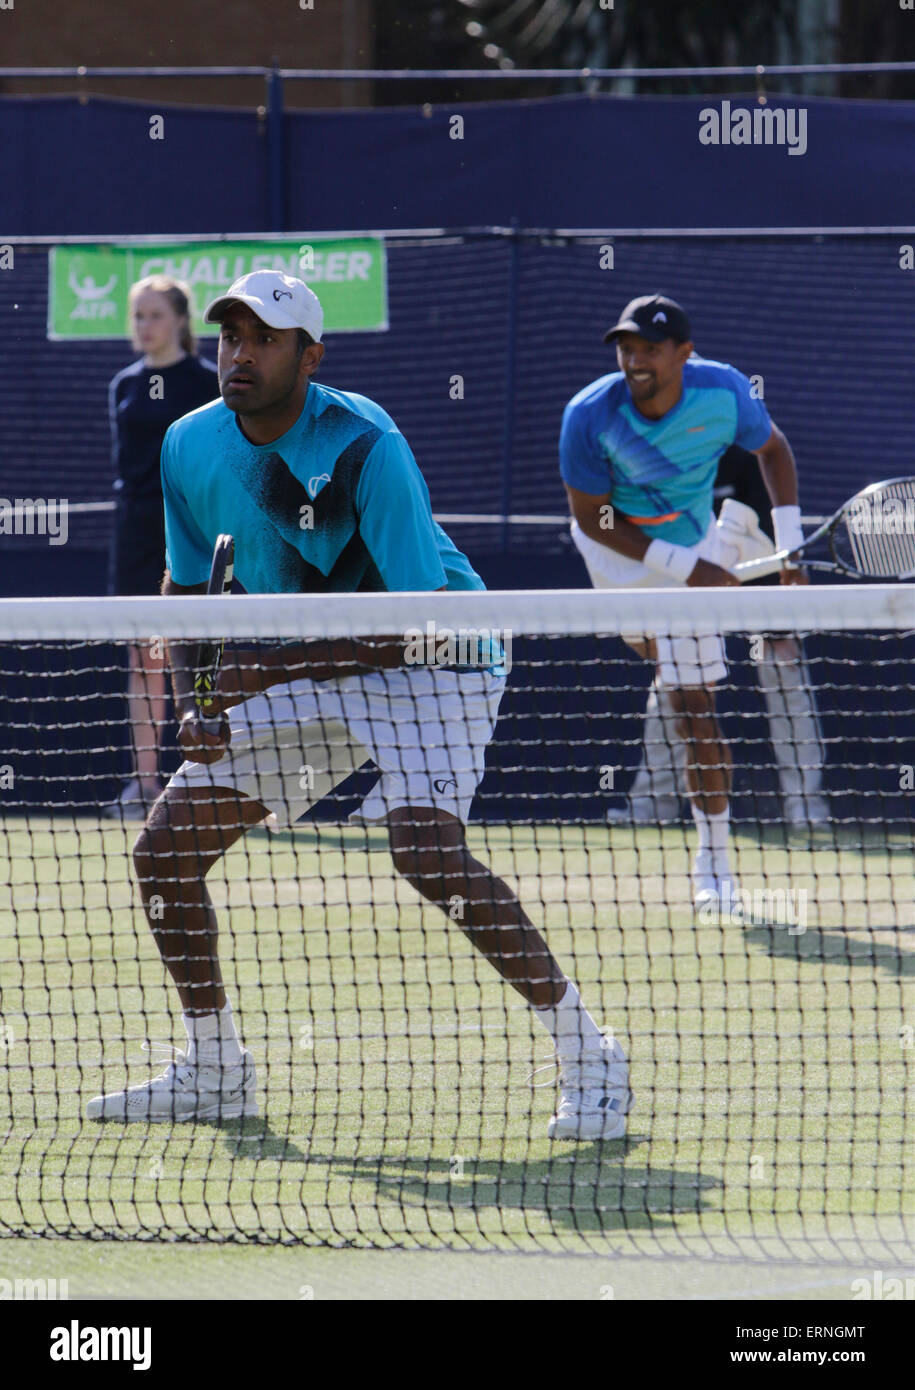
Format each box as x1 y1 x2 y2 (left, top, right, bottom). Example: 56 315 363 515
219 1116 309 1164
732 819 913 857
740 918 914 978
289 1141 722 1240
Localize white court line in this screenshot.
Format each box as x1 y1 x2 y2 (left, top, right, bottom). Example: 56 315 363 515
686 1273 912 1301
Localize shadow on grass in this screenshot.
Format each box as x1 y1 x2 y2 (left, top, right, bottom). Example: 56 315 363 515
727 818 914 971
81 1114 310 1167
738 917 914 978
217 1125 722 1239
220 1116 309 1163
732 819 915 857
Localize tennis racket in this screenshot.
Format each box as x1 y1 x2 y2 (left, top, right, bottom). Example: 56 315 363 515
193 534 234 734
735 477 915 582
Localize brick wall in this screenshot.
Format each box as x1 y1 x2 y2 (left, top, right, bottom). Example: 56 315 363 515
0 0 376 108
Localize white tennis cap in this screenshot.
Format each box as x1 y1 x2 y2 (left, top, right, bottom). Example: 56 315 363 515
203 271 324 341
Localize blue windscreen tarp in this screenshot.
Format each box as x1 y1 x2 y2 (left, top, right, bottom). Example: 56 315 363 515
2 92 913 234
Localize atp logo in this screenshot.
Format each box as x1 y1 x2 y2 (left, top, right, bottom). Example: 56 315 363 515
66 257 119 323
273 287 293 302
307 473 331 499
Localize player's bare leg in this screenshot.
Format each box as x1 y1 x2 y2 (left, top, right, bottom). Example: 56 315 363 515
386 805 567 1008
133 785 268 1013
606 676 688 824
89 785 632 1135
668 683 738 914
624 636 736 915
387 805 633 1139
86 785 265 1121
668 685 732 815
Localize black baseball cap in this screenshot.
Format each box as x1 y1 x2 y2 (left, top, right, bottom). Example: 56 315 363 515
604 294 691 345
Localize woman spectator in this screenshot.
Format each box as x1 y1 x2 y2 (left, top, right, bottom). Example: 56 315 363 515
103 276 218 819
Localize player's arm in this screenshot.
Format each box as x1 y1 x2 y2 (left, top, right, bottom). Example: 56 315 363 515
559 403 648 556
560 402 668 561
163 586 415 744
160 570 233 765
162 570 207 715
222 630 418 699
219 430 452 700
754 424 807 585
729 369 806 585
756 423 800 509
564 483 736 588
220 421 449 696
220 604 458 701
159 432 236 762
565 483 652 560
158 452 210 724
229 426 447 688
257 430 454 681
560 397 735 586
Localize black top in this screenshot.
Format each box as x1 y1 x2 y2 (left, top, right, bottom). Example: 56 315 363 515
713 444 775 541
109 354 218 500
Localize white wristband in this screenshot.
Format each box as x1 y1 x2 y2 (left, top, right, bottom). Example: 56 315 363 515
772 504 804 558
643 538 697 584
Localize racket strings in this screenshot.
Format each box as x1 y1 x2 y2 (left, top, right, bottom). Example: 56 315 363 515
839 480 915 578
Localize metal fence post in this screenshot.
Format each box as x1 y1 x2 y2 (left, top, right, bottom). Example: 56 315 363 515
500 224 520 555
267 62 286 232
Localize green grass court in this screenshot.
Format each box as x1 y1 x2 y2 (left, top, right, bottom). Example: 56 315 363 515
0 817 912 1297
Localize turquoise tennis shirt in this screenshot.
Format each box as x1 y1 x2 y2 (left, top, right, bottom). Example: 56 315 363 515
559 357 773 545
161 380 485 594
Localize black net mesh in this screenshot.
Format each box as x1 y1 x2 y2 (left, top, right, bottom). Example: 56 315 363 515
0 590 911 1257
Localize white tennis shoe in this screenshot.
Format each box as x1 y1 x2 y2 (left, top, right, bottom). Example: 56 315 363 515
86 1046 258 1122
693 870 742 918
545 1038 634 1141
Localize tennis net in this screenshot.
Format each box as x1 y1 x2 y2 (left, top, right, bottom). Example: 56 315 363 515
0 584 912 1256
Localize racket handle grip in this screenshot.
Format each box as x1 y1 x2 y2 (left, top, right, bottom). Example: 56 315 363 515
734 552 790 581
198 713 225 736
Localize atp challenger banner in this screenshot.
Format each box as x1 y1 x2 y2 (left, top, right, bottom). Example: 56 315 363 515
47 237 388 339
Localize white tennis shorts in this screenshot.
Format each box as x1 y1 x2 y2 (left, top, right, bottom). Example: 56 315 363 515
169 666 506 828
571 516 728 687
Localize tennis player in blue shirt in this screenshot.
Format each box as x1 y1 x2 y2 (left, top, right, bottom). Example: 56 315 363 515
87 271 634 1141
560 294 807 913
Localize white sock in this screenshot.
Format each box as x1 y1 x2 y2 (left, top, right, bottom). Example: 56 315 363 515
692 805 731 876
183 1002 244 1068
535 981 604 1059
